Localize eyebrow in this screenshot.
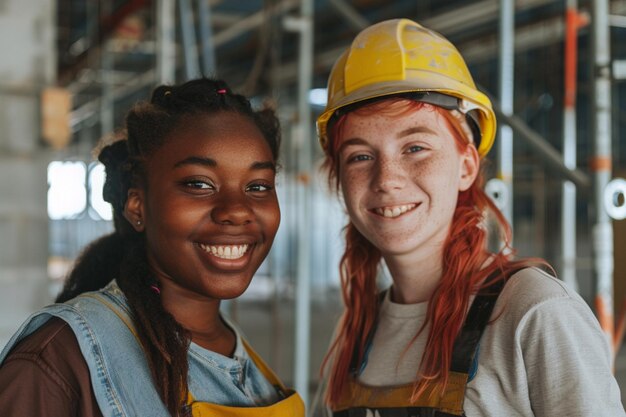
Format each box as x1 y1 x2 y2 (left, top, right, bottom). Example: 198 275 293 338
173 156 275 172
337 137 369 154
397 126 437 137
338 126 437 153
174 156 217 168
251 161 277 172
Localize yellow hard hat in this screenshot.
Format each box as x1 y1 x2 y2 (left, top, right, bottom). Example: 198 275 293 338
316 18 496 157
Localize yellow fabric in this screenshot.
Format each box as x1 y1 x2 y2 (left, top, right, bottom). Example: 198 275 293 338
189 391 305 417
239 340 285 390
332 371 468 416
316 18 496 158
189 339 305 417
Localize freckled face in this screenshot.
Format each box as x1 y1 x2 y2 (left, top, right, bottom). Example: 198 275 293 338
337 105 477 260
138 111 280 300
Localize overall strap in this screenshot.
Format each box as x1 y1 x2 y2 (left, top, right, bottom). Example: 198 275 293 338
81 293 141 342
450 271 509 376
241 339 290 397
334 408 464 417
348 290 387 376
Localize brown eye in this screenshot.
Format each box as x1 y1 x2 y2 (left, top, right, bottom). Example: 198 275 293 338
179 179 217 194
185 180 213 189
246 183 274 193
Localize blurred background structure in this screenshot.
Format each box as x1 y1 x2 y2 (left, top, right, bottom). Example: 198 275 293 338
0 0 625 411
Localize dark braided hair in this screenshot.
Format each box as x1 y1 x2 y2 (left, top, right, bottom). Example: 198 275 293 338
55 78 281 416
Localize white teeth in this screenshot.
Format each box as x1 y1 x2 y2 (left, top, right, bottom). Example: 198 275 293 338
199 244 249 259
375 204 416 218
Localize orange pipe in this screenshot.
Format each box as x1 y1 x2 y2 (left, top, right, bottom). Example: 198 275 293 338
613 297 626 354
595 296 615 339
596 295 619 365
589 156 613 172
564 8 578 108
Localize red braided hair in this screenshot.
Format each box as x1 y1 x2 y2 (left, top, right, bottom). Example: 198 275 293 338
321 98 542 406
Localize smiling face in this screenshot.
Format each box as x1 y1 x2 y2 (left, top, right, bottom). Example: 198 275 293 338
126 111 280 301
336 101 478 262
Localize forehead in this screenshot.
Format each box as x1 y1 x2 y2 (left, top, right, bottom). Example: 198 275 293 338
337 105 450 147
151 111 272 164
344 104 444 132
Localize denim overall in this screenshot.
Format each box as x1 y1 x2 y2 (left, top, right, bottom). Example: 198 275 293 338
331 277 506 417
0 282 304 417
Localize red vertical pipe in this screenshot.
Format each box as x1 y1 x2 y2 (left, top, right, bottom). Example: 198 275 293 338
564 8 578 109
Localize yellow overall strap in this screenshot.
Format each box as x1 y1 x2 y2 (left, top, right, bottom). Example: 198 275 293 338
240 339 288 393
82 293 141 343
333 371 468 416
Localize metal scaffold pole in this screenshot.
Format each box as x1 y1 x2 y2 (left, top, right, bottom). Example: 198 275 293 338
197 0 216 75
591 0 615 354
498 0 515 232
100 2 114 138
561 0 581 292
179 0 200 80
100 40 114 137
288 0 314 407
156 0 176 84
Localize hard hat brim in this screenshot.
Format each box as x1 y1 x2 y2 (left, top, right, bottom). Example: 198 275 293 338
317 76 496 157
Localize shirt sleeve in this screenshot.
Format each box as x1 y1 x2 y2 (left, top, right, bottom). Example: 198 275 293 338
0 352 79 416
0 318 103 417
519 296 625 417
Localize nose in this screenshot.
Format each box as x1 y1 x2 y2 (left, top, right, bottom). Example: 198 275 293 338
211 194 255 226
372 158 407 192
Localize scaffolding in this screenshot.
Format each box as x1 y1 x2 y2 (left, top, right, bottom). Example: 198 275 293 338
44 0 626 406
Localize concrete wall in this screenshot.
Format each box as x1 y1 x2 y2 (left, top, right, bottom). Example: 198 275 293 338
0 0 57 348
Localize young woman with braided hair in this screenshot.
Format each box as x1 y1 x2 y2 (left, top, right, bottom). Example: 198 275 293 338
313 19 624 416
0 78 304 416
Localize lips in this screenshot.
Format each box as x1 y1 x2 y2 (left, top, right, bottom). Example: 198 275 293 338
372 203 417 218
198 243 250 259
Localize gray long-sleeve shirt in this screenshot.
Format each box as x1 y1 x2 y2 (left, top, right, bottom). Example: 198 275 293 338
321 268 625 416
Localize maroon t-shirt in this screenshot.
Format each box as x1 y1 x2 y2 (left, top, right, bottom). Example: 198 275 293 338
0 317 104 417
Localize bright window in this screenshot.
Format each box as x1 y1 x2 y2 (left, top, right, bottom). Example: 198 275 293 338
308 88 327 107
47 161 87 219
88 163 113 221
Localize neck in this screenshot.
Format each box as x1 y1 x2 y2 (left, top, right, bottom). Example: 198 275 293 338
159 282 235 357
383 245 444 304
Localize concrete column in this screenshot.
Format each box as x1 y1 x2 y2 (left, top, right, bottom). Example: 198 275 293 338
0 0 57 348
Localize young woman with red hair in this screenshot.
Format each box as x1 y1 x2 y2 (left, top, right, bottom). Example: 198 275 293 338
314 19 624 416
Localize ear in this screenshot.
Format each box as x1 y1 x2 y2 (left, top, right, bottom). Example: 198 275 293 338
458 144 480 192
124 187 146 232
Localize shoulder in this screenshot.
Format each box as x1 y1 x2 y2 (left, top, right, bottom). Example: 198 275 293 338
6 316 71 354
0 318 103 417
2 317 88 387
496 267 591 323
4 317 78 360
502 266 578 301
0 318 84 402
490 266 607 350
